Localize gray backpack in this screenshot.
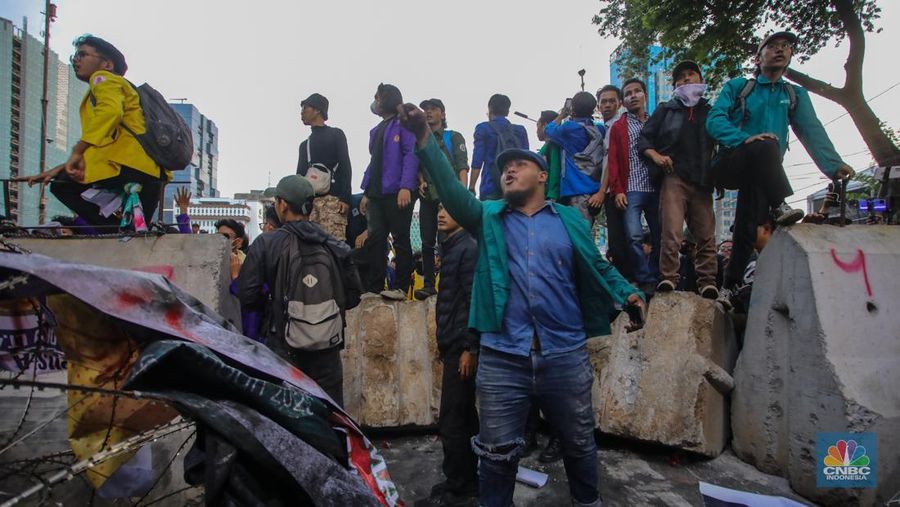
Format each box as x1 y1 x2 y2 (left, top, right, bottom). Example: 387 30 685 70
123 82 194 172
274 231 349 351
572 123 607 182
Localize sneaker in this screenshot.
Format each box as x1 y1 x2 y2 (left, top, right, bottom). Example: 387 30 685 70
700 285 719 299
716 287 734 311
380 288 407 301
656 280 676 292
414 286 437 301
538 437 563 463
773 202 804 226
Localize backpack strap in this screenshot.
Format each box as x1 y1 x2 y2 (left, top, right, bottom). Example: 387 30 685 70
735 78 757 128
442 131 456 165
784 83 797 119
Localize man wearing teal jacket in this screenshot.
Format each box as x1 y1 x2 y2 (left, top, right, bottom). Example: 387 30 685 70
398 103 643 507
706 31 854 306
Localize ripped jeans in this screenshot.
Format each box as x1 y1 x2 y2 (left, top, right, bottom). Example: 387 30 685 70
473 346 600 507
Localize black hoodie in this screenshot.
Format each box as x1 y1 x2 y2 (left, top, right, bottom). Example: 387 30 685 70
237 220 359 343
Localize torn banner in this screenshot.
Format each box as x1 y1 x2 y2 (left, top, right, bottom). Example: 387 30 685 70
0 251 402 506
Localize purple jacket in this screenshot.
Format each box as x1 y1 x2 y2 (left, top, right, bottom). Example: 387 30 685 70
361 118 419 195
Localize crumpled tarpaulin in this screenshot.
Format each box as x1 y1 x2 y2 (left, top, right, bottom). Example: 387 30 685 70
0 252 402 506
47 294 178 490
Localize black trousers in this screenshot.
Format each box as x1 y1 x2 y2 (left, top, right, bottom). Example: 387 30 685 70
419 197 440 289
439 351 479 495
718 139 792 288
283 346 344 408
365 196 414 293
49 167 162 229
604 196 633 280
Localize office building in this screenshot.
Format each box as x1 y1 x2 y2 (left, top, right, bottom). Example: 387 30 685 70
0 17 88 225
161 103 219 223
609 45 674 115
187 198 251 236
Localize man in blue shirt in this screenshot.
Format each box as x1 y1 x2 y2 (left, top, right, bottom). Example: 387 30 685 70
544 91 603 223
400 101 645 507
470 94 529 200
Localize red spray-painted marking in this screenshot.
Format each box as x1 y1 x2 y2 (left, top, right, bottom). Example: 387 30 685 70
164 304 205 344
830 248 873 297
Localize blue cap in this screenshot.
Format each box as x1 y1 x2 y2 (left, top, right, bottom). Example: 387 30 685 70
495 149 548 173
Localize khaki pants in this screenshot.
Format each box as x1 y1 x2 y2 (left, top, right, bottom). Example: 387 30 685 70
659 174 717 288
310 195 347 241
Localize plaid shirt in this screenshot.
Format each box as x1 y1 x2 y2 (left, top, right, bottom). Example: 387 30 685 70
626 112 655 193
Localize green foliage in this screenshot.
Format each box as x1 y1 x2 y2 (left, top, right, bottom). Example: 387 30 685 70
594 0 883 90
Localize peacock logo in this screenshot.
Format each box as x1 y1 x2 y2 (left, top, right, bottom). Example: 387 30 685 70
824 439 870 467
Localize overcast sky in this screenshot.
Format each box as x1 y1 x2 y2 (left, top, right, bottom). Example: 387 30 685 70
3 0 899 206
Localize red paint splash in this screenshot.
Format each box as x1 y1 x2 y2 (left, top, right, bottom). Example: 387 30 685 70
164 304 204 344
116 292 150 309
830 248 873 297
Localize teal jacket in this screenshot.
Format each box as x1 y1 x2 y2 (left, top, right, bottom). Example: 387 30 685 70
706 74 844 177
415 135 640 337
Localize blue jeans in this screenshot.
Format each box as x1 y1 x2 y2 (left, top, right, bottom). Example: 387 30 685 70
472 346 600 507
623 190 661 284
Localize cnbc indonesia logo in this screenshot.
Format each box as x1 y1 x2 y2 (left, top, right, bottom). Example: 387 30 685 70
817 433 877 488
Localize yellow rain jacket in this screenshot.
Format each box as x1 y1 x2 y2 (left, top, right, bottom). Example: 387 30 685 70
80 70 168 184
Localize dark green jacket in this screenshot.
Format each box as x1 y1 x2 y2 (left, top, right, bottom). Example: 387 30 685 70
415 136 641 337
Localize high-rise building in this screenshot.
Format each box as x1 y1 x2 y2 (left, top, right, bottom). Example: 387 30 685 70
609 45 674 115
161 103 219 223
0 17 88 225
714 190 738 243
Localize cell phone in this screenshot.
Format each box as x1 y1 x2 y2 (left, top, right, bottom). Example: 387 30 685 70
624 303 645 329
565 98 573 110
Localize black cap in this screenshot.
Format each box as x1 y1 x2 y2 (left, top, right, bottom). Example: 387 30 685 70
757 31 798 56
301 93 329 120
496 148 548 173
419 98 445 112
672 61 702 84
539 110 558 124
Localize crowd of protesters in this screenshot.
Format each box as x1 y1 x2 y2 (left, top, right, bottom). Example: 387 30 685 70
11 30 868 507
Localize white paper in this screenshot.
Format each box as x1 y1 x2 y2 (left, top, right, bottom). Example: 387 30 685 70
516 466 548 488
80 188 123 218
698 481 810 507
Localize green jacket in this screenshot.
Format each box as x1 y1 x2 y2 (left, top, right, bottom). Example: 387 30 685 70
540 141 563 201
706 74 844 176
415 135 641 337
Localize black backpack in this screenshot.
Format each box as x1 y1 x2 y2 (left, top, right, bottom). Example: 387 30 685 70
273 229 361 351
122 82 194 173
487 122 525 190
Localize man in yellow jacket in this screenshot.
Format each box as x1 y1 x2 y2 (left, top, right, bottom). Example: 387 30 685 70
37 35 166 229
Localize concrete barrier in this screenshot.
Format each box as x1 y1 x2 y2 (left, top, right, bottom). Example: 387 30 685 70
731 225 900 506
342 295 442 427
596 292 739 457
12 235 239 325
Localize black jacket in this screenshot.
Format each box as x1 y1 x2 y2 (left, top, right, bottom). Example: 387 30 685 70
636 97 714 189
237 220 359 344
297 125 353 205
435 229 478 358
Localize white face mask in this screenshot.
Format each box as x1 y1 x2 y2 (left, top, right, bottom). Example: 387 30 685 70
674 83 707 107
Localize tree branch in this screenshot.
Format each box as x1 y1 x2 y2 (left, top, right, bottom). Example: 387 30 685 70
832 0 866 93
785 68 845 103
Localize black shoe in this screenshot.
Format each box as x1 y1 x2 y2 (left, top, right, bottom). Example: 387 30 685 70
538 437 563 463
414 286 437 300
440 490 478 507
429 481 448 498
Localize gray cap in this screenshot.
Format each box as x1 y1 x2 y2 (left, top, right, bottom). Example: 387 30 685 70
266 175 314 208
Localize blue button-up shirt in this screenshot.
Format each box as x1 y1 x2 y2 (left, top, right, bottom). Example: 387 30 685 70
481 203 586 357
472 117 530 197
